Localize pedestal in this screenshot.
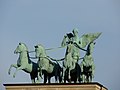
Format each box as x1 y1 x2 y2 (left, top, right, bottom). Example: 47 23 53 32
4 82 107 90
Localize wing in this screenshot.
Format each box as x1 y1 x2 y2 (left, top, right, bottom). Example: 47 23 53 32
79 32 102 48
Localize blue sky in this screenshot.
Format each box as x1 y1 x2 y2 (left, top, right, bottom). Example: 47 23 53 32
0 0 120 90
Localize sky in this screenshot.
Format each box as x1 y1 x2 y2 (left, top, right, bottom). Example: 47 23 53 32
0 0 120 90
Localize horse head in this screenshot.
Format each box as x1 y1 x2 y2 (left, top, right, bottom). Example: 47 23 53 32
14 43 28 54
34 44 46 58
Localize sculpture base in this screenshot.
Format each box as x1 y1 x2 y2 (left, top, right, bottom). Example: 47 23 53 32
4 82 107 90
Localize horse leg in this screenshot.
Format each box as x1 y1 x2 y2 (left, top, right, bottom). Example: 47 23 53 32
69 67 73 81
31 78 35 83
92 65 95 78
64 70 67 83
31 79 35 83
81 74 83 83
89 72 93 82
90 74 93 82
58 68 62 83
30 72 37 83
68 69 71 80
88 75 91 82
77 73 81 83
54 68 59 83
37 68 43 82
59 74 62 83
62 67 66 82
86 76 88 83
48 76 51 83
76 64 81 83
82 74 85 83
86 75 88 82
37 72 42 82
30 75 35 83
54 75 58 83
13 65 25 78
43 71 47 84
8 64 18 75
44 77 47 84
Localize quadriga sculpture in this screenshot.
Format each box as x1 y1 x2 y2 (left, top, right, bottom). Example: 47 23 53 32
8 43 40 83
8 28 101 84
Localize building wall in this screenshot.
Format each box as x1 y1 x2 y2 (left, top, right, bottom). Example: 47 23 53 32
4 83 107 90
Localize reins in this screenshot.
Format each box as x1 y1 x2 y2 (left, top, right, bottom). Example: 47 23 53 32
28 46 66 53
29 56 64 61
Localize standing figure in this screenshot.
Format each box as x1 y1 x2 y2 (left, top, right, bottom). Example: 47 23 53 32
61 28 85 64
61 28 84 82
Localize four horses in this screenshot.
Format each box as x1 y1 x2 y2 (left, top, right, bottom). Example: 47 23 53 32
8 41 96 83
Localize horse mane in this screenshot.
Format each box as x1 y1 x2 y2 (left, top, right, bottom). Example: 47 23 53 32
20 42 28 51
27 52 32 64
20 43 31 64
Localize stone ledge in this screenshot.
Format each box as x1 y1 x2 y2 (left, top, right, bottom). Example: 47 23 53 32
4 82 108 90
